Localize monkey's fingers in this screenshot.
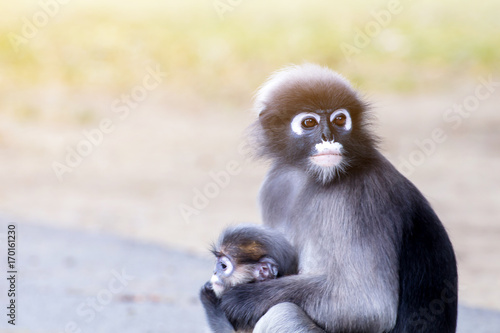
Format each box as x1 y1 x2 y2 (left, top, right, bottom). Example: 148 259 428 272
200 281 219 305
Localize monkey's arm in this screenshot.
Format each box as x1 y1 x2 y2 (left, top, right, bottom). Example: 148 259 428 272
220 275 326 331
254 302 326 333
391 198 458 333
200 282 235 333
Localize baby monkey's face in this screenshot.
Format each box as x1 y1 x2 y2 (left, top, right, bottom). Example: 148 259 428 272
210 251 278 297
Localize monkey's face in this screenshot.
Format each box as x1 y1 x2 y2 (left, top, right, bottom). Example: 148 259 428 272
258 81 371 184
289 108 352 182
210 255 256 297
210 251 279 297
210 255 234 297
254 64 377 184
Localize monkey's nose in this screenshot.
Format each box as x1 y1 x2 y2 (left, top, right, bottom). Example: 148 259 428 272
321 132 333 141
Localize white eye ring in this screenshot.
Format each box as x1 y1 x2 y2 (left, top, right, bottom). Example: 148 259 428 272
330 109 352 131
220 257 234 276
291 112 320 135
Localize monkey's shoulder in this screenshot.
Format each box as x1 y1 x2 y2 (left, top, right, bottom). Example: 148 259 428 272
260 165 305 201
258 165 308 227
365 155 450 234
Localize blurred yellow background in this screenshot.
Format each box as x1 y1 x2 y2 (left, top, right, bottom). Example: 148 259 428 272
1 0 499 312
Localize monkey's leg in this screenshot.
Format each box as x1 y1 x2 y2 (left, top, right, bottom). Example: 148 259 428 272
253 302 326 333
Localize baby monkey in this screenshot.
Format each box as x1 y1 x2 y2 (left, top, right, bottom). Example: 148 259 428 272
201 225 298 333
210 224 299 297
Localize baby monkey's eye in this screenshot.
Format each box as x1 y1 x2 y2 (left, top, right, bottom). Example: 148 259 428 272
218 256 234 275
302 118 318 128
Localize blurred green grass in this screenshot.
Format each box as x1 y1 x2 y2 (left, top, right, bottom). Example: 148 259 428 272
1 0 499 105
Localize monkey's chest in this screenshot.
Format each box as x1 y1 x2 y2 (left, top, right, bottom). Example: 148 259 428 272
292 198 393 277
297 233 379 276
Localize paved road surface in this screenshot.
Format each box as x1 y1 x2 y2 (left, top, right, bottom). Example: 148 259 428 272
0 222 498 332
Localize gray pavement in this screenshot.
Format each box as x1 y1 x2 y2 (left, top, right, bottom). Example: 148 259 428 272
0 221 498 333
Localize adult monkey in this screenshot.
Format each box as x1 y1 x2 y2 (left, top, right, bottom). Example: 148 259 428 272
212 64 458 333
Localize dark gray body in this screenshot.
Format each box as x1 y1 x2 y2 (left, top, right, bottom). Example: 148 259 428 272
257 156 401 332
219 151 456 332
208 63 457 333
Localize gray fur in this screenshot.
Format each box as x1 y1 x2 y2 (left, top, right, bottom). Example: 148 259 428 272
215 64 457 333
258 159 401 332
254 302 326 333
201 224 299 333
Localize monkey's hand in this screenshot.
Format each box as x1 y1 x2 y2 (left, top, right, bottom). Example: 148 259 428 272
220 275 325 331
200 282 219 307
200 282 236 333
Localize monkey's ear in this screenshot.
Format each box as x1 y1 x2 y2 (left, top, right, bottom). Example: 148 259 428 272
253 257 279 281
259 110 289 134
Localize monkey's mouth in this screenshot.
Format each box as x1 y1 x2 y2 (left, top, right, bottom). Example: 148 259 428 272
211 281 224 297
310 153 342 167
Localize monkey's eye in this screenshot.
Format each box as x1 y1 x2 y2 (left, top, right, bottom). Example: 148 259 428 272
301 118 318 128
218 256 234 275
333 114 346 127
330 109 352 131
291 112 320 135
